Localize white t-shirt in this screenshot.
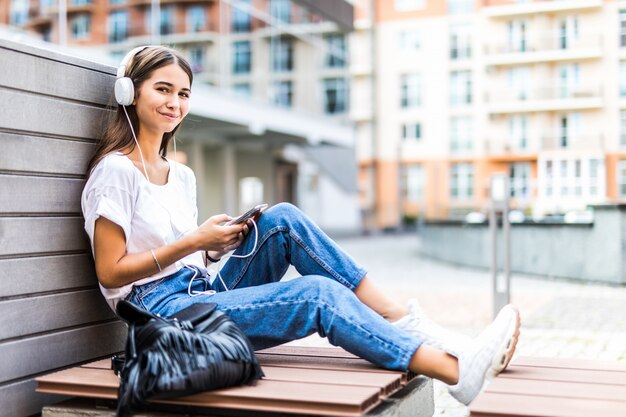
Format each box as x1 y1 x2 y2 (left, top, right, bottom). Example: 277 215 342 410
81 152 207 310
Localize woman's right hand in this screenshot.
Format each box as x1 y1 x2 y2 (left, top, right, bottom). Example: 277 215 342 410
194 214 245 252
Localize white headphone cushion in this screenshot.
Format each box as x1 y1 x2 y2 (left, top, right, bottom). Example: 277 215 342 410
115 77 135 106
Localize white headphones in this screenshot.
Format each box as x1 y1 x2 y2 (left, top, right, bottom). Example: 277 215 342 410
114 45 157 106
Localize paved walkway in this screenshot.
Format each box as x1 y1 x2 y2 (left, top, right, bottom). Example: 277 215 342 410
285 232 626 417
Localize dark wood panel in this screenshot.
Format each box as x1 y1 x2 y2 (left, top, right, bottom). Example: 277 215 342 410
0 254 96 298
0 321 125 383
0 217 89 257
0 175 84 214
0 289 115 341
0 379 68 417
0 46 114 106
0 90 110 140
0 132 95 175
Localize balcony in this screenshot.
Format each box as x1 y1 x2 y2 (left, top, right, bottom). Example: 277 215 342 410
541 134 604 151
484 138 540 160
485 34 602 66
484 0 602 18
486 83 603 114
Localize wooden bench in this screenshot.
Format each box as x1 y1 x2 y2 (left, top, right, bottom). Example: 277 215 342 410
37 345 434 417
469 356 626 417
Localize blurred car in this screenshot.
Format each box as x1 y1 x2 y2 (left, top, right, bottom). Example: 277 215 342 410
508 210 525 223
564 210 594 224
465 212 486 223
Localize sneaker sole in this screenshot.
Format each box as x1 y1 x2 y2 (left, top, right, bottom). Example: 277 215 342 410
487 305 520 379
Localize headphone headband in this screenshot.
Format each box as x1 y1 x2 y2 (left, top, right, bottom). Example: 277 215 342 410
116 45 161 78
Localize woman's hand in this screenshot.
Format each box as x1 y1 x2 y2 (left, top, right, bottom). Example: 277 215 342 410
195 214 246 253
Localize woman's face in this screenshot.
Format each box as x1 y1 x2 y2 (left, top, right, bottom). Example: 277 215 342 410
134 63 191 137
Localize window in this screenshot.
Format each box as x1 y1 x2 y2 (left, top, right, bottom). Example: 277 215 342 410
508 66 529 100
559 113 581 148
559 63 580 98
272 81 293 108
509 163 530 199
395 0 425 11
621 111 626 147
402 165 425 202
619 10 626 48
448 0 473 15
400 74 420 108
71 0 91 5
187 6 205 32
232 0 251 32
271 0 291 23
9 0 28 25
232 41 251 74
109 0 125 4
271 36 294 72
402 122 422 140
545 160 554 197
509 115 528 149
507 20 526 53
108 10 127 43
450 163 474 199
399 29 420 50
560 160 569 196
239 177 264 210
189 47 204 73
232 83 251 97
324 34 346 68
40 0 55 8
450 24 471 60
323 78 348 114
620 61 626 97
450 71 472 105
559 16 579 49
160 6 175 35
590 159 602 197
450 117 472 153
71 14 90 39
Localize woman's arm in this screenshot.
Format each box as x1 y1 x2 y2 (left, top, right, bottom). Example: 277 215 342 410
93 214 244 288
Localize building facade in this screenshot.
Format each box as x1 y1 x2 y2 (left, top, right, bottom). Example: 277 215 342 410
2 0 361 233
364 0 626 227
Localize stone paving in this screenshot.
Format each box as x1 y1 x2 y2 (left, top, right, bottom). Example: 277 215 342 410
285 232 626 417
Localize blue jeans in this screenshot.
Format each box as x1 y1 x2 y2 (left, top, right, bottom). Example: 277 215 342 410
126 203 422 371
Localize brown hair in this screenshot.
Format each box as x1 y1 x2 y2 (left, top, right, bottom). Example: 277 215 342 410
87 46 193 176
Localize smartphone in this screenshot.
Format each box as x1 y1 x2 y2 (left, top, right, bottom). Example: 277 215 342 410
226 204 268 225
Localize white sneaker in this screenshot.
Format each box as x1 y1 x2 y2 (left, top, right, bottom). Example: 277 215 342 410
393 299 471 356
448 304 521 405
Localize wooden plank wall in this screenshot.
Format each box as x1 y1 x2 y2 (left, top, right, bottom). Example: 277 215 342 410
0 39 126 416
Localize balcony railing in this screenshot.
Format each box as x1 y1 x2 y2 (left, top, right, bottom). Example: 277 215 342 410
541 134 604 150
486 83 602 103
486 34 602 55
484 138 540 155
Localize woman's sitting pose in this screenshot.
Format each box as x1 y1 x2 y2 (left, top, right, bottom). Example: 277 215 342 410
81 46 520 406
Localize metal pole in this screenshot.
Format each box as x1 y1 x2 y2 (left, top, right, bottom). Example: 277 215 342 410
58 0 67 46
490 174 511 318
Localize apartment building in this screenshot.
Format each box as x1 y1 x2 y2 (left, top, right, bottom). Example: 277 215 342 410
2 0 361 233
366 0 626 227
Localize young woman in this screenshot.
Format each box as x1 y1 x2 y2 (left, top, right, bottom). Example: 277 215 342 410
81 46 520 406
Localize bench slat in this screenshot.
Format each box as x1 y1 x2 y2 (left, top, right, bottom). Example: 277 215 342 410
485 376 626 401
0 132 95 175
500 364 626 386
510 356 626 372
0 217 88 257
0 175 84 214
0 254 96 298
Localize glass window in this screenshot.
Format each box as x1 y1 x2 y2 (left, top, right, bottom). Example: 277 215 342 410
400 73 420 108
448 0 473 15
9 0 28 25
109 0 125 4
620 61 626 97
189 46 204 73
239 177 264 210
618 161 626 198
589 158 604 197
545 160 553 197
271 0 291 23
71 0 91 5
271 36 294 72
509 115 528 149
450 71 472 105
450 163 474 199
507 20 526 53
402 165 425 202
620 11 626 47
395 0 425 11
272 81 293 108
71 14 91 39
399 29 420 50
450 117 472 153
323 78 348 114
160 6 175 35
450 24 471 60
559 16 579 50
232 0 251 33
559 63 580 98
509 163 530 199
232 83 251 97
40 0 55 8
232 41 251 74
108 10 128 43
621 111 626 147
402 123 422 140
324 34 346 68
508 66 530 100
187 6 205 32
